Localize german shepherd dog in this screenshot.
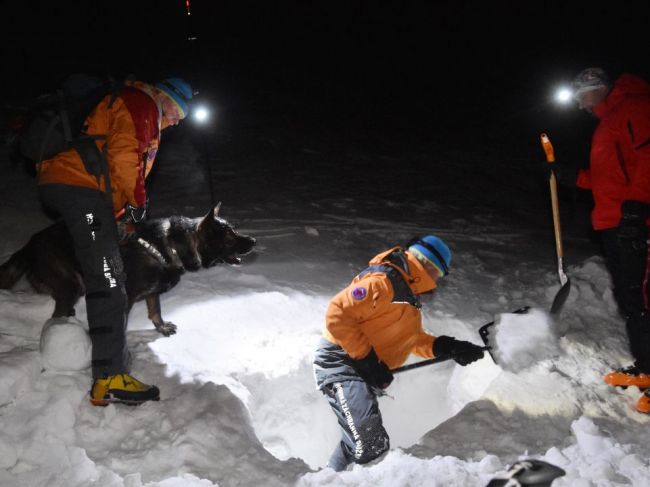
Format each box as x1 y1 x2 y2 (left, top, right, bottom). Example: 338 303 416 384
0 203 256 336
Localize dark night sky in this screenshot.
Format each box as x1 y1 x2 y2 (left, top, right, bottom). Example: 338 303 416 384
3 1 650 162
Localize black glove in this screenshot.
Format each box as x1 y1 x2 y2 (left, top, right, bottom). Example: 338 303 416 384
433 335 484 366
352 348 394 389
618 200 649 252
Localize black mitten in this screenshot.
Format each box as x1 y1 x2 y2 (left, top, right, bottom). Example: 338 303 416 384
433 335 484 366
353 348 394 389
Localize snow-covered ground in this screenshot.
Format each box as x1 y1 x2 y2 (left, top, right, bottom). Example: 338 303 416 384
1 104 649 487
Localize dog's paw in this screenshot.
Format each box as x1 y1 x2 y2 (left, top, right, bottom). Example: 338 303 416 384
155 321 178 336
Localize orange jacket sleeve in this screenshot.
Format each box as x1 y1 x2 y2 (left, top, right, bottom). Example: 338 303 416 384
414 331 435 359
325 275 393 359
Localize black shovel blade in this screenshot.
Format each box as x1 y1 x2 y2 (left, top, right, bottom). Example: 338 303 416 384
479 306 531 364
550 278 571 316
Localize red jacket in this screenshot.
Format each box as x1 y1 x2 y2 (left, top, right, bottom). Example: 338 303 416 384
576 74 650 230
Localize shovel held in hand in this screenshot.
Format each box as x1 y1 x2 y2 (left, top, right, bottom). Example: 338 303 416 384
391 307 530 373
391 345 490 374
540 133 571 315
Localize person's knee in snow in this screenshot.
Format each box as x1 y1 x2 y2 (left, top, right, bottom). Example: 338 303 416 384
326 413 390 471
353 413 390 465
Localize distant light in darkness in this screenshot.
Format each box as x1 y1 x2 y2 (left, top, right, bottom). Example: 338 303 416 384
185 0 191 16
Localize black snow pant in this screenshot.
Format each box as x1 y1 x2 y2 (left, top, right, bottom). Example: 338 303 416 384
321 380 390 472
601 227 650 372
39 184 130 379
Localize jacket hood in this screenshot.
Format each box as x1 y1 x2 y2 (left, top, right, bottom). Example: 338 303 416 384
594 74 650 118
369 247 437 294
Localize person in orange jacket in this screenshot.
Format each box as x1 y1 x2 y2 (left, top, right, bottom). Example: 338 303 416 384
37 77 193 406
571 68 650 414
313 236 485 471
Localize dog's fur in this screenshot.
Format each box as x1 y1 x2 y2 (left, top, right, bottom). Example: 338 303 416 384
0 204 256 335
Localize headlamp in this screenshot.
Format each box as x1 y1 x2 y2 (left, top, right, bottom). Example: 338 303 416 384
193 105 210 124
554 87 573 104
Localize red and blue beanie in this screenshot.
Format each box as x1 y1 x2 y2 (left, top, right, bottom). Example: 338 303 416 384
156 78 193 117
408 235 452 277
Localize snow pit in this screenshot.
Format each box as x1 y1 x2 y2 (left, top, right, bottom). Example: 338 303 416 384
148 290 489 469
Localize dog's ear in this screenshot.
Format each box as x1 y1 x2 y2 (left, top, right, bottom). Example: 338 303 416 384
198 201 222 232
212 202 222 218
199 202 221 228
203 202 221 221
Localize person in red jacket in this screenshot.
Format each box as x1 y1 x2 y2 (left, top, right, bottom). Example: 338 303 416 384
313 236 485 471
37 77 193 406
572 67 650 413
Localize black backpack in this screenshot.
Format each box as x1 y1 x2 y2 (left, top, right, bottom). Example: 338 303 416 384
15 73 124 175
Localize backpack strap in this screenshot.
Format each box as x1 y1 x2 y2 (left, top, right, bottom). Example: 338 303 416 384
358 251 421 309
72 83 125 203
58 90 73 143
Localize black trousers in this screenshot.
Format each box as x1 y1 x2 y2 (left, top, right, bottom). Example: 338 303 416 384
39 184 130 378
321 380 389 471
601 227 650 371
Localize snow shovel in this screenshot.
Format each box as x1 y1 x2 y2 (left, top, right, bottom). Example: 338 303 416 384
540 133 571 316
391 348 489 374
391 307 529 373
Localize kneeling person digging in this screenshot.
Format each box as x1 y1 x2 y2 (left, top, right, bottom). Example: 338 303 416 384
313 235 484 471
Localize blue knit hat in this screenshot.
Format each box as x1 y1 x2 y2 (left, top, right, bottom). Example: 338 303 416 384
156 78 193 118
408 235 452 277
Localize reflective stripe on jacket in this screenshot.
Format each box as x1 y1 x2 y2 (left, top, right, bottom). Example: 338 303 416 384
37 84 161 212
576 74 650 230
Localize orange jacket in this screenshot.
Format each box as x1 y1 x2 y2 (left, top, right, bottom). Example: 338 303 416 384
37 82 161 212
323 247 441 369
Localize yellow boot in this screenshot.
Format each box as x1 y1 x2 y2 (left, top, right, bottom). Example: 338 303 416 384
90 374 160 406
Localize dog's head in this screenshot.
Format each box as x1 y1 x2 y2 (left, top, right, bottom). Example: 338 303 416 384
196 203 256 268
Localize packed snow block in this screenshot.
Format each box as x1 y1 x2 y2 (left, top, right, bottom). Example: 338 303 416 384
490 308 560 372
0 351 41 408
39 317 91 371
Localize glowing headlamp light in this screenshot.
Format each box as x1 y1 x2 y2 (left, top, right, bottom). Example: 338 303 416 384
554 87 573 104
193 106 210 123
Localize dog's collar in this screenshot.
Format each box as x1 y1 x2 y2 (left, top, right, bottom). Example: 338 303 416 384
136 237 167 265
